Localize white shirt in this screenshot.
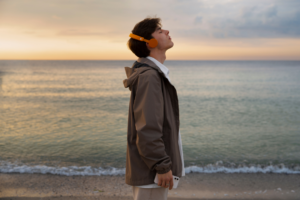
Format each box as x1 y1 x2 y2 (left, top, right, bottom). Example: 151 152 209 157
136 56 185 188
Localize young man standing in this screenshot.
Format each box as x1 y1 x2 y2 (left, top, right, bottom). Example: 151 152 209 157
123 17 185 200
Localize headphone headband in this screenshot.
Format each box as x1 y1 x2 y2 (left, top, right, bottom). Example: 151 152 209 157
129 33 158 48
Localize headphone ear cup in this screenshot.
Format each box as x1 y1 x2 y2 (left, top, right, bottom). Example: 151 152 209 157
148 38 158 48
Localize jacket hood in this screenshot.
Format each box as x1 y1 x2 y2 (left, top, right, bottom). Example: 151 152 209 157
123 57 166 91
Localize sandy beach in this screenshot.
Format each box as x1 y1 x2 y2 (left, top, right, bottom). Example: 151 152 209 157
0 172 299 199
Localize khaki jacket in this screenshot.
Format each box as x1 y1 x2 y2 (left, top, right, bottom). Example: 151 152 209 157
123 57 182 186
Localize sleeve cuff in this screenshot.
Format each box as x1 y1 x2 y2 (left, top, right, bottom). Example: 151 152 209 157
156 164 172 174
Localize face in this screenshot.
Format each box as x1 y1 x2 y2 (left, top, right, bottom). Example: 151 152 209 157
150 26 174 50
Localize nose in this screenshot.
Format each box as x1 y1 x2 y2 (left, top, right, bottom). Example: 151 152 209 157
166 30 169 35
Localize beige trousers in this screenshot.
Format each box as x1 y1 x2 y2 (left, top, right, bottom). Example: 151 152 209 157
132 186 169 200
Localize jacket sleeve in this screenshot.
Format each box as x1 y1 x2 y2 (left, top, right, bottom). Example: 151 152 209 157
133 70 172 174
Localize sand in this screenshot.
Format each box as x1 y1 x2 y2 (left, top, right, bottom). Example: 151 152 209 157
0 172 299 199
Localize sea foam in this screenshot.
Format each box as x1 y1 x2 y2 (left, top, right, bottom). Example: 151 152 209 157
0 160 299 176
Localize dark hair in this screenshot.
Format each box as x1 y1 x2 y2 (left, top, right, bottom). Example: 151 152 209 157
127 17 162 58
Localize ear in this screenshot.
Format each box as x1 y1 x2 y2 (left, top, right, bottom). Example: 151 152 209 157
145 42 151 50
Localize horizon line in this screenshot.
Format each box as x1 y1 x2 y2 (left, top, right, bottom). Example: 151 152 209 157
1 59 300 61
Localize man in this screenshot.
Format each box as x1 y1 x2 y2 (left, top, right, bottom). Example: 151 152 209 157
123 17 185 200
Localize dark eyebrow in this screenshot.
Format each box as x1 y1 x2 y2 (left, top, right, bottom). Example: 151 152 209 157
156 27 162 31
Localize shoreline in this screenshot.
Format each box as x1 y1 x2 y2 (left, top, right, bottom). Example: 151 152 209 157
1 173 299 199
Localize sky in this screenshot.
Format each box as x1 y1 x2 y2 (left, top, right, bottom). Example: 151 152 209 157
0 0 299 60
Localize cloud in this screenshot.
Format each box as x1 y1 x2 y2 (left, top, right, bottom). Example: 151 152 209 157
194 16 203 25
264 4 277 18
52 15 61 20
240 6 257 18
57 29 108 36
179 0 300 39
0 0 300 41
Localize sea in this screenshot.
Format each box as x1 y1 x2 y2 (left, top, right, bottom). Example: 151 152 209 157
0 60 299 176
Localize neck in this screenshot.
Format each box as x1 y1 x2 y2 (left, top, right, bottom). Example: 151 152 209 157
149 50 166 64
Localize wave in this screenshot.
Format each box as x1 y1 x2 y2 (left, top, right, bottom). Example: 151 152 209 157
0 161 299 176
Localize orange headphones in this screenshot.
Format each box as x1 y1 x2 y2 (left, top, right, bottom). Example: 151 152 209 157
129 33 158 48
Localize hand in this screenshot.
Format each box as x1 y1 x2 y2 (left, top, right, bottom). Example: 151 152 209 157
157 170 173 190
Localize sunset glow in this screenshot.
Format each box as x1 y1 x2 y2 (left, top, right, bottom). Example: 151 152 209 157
0 0 299 60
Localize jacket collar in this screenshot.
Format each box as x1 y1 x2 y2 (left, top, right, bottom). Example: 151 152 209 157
146 56 171 83
137 57 168 80
123 57 173 91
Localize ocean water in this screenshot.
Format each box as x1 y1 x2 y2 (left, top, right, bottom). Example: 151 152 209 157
0 60 299 176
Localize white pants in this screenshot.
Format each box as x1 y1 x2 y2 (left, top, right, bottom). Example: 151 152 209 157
132 186 168 200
